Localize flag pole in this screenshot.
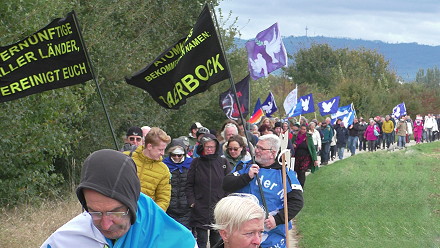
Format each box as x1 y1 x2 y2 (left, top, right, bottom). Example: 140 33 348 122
72 11 119 150
281 151 290 248
210 3 269 217
247 77 251 131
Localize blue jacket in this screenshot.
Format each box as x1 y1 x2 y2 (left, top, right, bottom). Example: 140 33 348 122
223 161 304 248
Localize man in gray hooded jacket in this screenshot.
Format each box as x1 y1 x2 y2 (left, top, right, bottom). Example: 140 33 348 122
41 149 196 248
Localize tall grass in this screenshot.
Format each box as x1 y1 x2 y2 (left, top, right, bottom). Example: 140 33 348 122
297 142 440 248
0 193 81 248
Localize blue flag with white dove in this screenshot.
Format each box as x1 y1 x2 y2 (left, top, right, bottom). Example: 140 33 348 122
287 93 314 117
392 102 406 118
331 104 356 126
261 92 278 117
317 96 340 116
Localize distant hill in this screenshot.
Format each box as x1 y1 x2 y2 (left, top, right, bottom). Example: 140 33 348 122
235 36 440 81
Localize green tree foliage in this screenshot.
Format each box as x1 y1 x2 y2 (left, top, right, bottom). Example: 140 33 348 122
285 44 400 118
285 44 340 91
415 66 440 88
0 0 246 206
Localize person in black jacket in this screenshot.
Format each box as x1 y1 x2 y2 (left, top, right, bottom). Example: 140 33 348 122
358 117 368 151
186 134 231 248
163 138 193 229
336 121 349 160
347 118 360 156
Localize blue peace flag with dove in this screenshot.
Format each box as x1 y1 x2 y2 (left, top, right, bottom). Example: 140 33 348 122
287 93 315 117
246 22 288 80
261 92 278 117
331 104 356 126
392 102 406 118
317 96 340 116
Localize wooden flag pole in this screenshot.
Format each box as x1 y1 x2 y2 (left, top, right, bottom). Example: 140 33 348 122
279 132 291 248
281 152 290 248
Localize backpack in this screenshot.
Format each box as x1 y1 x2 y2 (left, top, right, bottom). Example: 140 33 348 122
373 126 380 137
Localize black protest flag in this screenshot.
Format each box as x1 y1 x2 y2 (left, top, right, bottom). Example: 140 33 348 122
125 4 229 109
0 11 93 103
219 75 250 120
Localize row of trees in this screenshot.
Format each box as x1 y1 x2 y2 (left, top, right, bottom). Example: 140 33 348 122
0 0 438 206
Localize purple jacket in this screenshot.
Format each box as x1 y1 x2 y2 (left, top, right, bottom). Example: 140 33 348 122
364 125 380 141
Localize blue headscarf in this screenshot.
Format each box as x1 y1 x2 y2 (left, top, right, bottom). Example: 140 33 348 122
163 156 192 173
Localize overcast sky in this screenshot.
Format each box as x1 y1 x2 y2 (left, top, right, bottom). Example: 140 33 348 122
217 0 440 46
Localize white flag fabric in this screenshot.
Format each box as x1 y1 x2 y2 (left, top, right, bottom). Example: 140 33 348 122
283 87 297 115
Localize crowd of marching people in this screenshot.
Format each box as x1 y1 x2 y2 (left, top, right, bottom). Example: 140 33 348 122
115 113 439 248
45 113 438 248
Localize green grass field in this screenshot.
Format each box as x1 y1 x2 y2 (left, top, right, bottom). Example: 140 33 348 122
297 142 440 248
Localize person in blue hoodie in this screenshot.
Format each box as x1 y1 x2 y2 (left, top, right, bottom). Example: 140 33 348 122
41 149 196 248
163 138 193 229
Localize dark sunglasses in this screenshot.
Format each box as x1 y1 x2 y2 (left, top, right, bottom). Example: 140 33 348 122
227 147 241 152
129 137 142 142
171 154 183 158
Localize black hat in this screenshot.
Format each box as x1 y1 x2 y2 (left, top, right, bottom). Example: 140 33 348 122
274 122 282 128
126 126 143 137
76 149 140 224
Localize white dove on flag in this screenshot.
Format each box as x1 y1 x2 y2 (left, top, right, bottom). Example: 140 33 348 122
264 27 282 63
301 96 311 111
221 93 235 120
394 106 400 118
248 53 268 77
262 101 273 114
322 99 336 113
342 113 353 126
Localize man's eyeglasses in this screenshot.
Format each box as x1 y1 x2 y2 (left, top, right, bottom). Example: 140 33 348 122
171 154 183 158
129 137 142 142
227 147 241 152
204 145 216 150
88 209 130 221
255 145 272 151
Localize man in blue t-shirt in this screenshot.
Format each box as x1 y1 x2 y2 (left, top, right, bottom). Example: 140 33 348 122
223 134 304 248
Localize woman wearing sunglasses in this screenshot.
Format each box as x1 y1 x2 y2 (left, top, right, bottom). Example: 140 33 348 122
162 138 193 229
224 135 252 168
